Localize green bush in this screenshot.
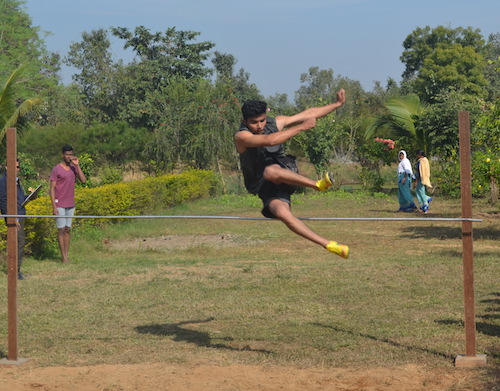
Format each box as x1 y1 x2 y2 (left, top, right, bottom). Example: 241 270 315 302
0 169 218 258
357 138 397 192
432 155 461 198
472 150 500 200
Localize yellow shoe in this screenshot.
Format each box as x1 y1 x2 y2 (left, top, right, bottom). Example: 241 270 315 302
326 241 349 259
316 172 334 191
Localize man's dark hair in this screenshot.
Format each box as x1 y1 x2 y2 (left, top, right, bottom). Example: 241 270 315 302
416 149 426 157
62 144 73 153
241 100 267 120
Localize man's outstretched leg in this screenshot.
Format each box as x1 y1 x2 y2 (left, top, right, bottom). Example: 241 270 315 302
268 199 349 258
263 165 333 192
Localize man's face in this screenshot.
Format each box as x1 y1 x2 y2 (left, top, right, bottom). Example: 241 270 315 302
62 150 74 164
243 113 267 134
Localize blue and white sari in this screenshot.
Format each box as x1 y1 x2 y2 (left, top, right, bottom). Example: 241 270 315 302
397 150 417 212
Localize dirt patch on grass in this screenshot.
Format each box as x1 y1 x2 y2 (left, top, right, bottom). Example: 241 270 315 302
0 362 487 391
105 234 259 252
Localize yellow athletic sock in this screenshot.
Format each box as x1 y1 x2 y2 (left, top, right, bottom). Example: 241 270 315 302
316 172 333 191
326 241 349 259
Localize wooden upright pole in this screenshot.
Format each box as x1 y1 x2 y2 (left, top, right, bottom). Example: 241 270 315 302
6 128 19 361
455 111 487 367
0 128 28 366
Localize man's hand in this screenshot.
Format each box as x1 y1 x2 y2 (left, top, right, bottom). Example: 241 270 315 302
70 156 79 166
336 89 346 106
301 117 316 131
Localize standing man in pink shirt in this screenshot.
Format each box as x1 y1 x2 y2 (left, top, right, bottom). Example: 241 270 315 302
50 145 86 263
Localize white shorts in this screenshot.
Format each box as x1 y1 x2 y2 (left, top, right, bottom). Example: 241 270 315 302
56 207 75 229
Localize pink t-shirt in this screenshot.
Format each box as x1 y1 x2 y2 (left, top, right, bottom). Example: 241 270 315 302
50 164 77 208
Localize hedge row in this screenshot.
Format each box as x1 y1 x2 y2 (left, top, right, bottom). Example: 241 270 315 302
1 169 218 258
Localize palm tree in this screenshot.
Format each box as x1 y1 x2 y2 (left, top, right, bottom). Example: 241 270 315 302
366 94 430 155
0 66 43 140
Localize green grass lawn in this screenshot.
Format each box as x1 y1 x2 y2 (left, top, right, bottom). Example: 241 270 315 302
0 190 498 372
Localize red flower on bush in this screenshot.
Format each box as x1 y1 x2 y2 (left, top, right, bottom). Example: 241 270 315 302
374 137 395 150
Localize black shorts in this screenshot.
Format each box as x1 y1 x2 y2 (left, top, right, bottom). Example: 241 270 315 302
258 181 296 218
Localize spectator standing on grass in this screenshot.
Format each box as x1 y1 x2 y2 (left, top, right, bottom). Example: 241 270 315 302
397 150 417 212
234 89 349 258
413 149 433 214
0 159 34 280
50 145 86 263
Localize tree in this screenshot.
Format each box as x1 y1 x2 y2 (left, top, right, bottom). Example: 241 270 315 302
400 25 488 103
473 101 499 203
484 33 500 100
419 90 482 158
295 67 369 163
106 26 216 129
64 29 117 123
266 93 295 115
0 66 42 139
401 25 485 80
413 44 488 103
356 137 396 192
111 26 214 81
212 51 236 80
212 51 262 103
472 57 500 203
0 0 60 97
366 94 429 155
295 98 339 176
143 76 240 172
295 67 336 108
81 121 151 164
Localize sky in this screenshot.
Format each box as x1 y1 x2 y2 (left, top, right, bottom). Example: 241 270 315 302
23 0 500 99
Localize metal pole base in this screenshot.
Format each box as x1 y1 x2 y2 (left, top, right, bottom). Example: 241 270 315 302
0 357 30 366
455 354 487 367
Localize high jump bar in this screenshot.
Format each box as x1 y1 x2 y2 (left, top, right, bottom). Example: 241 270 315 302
0 214 483 222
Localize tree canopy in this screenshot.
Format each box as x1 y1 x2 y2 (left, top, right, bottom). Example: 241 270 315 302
0 0 59 97
401 25 488 103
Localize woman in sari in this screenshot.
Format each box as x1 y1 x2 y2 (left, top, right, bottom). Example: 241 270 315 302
397 150 417 212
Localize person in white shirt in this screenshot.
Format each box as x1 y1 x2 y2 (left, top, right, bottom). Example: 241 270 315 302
397 150 417 212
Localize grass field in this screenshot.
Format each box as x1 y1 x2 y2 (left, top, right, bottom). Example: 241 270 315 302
0 191 498 382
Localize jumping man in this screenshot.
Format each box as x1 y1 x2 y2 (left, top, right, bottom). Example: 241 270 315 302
234 89 349 258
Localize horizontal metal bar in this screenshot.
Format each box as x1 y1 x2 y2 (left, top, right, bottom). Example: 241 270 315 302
0 214 483 222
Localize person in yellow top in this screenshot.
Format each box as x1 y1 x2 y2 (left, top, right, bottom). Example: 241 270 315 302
413 150 433 213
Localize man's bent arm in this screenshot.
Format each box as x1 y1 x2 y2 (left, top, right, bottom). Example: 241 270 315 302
75 165 86 184
235 118 315 153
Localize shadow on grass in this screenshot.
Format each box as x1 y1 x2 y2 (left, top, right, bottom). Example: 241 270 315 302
399 225 500 241
437 292 500 340
135 317 272 354
312 322 455 362
437 291 500 390
437 291 500 373
437 319 500 340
